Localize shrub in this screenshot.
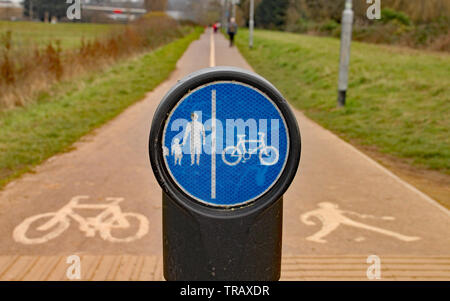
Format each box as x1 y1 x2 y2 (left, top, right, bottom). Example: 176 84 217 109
381 8 412 26
0 31 14 85
285 17 310 33
320 19 340 33
0 14 187 110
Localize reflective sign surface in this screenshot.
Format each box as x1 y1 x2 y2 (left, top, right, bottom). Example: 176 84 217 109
162 81 289 207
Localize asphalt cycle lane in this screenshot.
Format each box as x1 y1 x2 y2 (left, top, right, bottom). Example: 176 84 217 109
0 30 211 256
214 30 449 256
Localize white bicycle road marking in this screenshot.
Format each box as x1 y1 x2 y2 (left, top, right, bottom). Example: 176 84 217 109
13 195 149 245
300 202 421 243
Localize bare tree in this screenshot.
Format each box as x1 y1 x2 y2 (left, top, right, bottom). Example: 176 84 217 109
287 0 450 23
145 0 168 12
184 0 222 25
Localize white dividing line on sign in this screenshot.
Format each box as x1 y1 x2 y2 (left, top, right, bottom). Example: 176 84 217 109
210 30 215 67
211 89 216 199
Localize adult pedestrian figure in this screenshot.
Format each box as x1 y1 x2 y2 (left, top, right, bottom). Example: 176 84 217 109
182 112 206 166
227 17 238 47
300 202 420 243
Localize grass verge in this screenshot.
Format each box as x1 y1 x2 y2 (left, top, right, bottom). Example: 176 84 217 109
0 21 123 50
1 14 186 108
0 27 203 189
235 29 450 207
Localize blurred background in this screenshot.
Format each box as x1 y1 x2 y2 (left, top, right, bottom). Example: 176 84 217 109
0 1 449 207
1 1 449 51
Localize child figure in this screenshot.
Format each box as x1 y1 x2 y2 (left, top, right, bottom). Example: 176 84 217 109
171 138 183 166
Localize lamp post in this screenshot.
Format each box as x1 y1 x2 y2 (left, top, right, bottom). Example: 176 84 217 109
222 0 225 29
232 0 238 19
223 0 229 30
249 0 254 49
337 0 354 107
29 0 33 20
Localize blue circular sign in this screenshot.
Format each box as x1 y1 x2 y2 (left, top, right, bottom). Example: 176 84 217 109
162 81 289 207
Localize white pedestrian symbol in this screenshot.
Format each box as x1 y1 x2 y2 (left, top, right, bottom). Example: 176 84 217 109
171 138 183 165
181 112 206 166
13 196 149 245
300 202 420 243
222 132 279 166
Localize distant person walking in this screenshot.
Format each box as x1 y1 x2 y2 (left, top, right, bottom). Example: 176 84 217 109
227 18 238 47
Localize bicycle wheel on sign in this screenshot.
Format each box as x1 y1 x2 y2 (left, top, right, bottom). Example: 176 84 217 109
222 146 242 166
101 213 149 243
259 146 279 166
13 213 70 245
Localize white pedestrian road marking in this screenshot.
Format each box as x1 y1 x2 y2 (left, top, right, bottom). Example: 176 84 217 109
13 195 149 245
300 202 420 243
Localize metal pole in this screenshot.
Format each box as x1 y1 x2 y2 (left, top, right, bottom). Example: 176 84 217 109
220 0 226 26
222 0 227 29
249 0 254 49
29 0 33 20
224 0 229 29
337 0 353 107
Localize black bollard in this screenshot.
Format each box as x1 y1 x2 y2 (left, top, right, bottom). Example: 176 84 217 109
149 67 301 281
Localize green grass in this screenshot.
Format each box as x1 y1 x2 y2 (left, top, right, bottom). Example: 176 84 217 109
0 27 203 188
0 21 123 49
236 29 450 173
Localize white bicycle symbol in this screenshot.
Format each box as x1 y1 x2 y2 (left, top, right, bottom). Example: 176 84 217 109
13 196 149 245
222 132 279 166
